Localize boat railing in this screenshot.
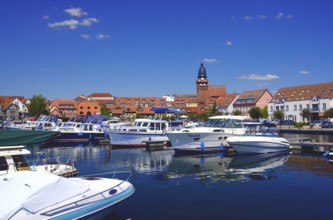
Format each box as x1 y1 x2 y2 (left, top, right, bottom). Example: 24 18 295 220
6 163 18 174
30 152 77 172
81 170 133 181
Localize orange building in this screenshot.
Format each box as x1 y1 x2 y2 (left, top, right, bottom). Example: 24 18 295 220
49 99 77 119
77 101 101 116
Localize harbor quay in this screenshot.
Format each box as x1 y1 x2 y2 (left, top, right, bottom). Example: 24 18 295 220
278 125 333 153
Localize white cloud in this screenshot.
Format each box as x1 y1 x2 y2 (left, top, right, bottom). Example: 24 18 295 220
64 8 88 17
276 12 292 19
238 74 280 80
48 17 98 30
48 19 80 30
43 15 49 20
80 17 98 26
223 41 233 46
300 70 310 75
202 58 219 63
80 34 91 39
96 34 111 39
243 16 253 21
257 15 267 20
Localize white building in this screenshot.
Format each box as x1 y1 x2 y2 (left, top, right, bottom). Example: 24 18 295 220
268 82 333 122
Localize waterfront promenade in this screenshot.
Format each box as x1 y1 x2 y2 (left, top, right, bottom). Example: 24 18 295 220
278 125 333 135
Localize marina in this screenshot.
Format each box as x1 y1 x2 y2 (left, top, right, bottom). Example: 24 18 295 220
11 134 332 220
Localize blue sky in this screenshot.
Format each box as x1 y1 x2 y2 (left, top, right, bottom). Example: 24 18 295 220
1 0 332 100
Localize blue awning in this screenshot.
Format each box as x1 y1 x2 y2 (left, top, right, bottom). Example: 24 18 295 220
150 108 181 114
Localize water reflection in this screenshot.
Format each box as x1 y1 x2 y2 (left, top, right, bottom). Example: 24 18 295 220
27 143 333 181
164 152 289 182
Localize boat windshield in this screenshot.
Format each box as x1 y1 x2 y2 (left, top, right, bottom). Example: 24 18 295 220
203 118 228 127
203 118 245 128
245 123 278 136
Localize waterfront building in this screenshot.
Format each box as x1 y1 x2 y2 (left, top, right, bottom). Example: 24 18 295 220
0 96 28 120
268 82 333 122
49 99 77 119
233 89 272 116
217 93 239 114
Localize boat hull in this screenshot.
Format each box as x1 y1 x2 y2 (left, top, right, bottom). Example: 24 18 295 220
49 132 107 143
1 172 135 220
0 130 60 146
167 132 237 154
50 184 135 220
110 132 169 148
227 136 290 154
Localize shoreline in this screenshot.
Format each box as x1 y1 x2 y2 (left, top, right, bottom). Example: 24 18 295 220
278 125 333 135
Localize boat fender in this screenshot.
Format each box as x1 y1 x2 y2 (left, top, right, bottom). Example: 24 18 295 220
323 151 329 157
220 143 224 151
200 142 204 151
89 134 92 139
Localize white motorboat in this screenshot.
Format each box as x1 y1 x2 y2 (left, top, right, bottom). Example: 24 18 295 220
0 171 135 220
108 118 171 148
0 145 78 177
102 117 130 131
227 122 290 154
51 121 107 143
5 115 58 131
166 115 251 154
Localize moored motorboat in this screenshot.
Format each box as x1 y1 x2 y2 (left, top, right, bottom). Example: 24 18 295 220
108 118 171 148
0 171 135 220
227 122 290 154
50 121 107 143
0 145 78 177
0 130 60 146
166 115 251 154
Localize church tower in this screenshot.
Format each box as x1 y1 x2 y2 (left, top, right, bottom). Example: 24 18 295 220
196 63 209 97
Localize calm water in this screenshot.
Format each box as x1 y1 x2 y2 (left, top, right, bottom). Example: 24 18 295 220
25 136 333 220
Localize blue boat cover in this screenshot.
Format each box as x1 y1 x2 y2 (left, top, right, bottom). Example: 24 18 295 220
150 108 181 113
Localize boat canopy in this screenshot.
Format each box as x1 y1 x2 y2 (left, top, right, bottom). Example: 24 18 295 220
0 171 89 219
150 108 181 114
0 130 60 146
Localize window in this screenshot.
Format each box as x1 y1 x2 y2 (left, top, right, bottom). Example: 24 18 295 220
286 105 289 111
293 105 297 111
299 105 302 111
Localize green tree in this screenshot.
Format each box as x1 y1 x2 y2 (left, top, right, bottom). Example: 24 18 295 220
261 106 269 119
273 110 284 122
248 107 262 120
28 95 49 118
233 109 242 116
207 102 218 117
300 108 311 123
100 104 111 117
324 108 333 118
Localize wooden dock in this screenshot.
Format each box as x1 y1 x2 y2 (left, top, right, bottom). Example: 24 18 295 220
289 138 333 153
